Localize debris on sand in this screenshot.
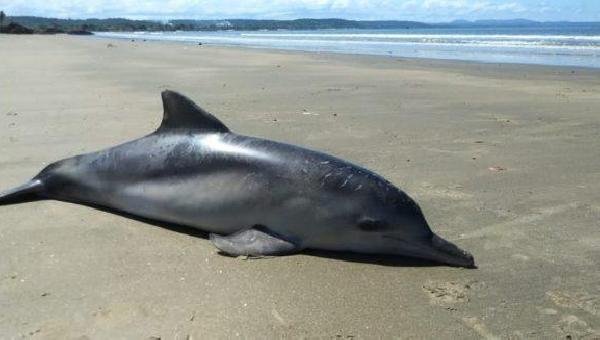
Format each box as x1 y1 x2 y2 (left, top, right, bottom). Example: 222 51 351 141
488 166 506 172
301 109 319 116
423 280 485 306
422 281 470 305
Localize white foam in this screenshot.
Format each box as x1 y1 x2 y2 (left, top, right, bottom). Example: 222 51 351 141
93 30 600 68
241 32 600 41
95 32 600 50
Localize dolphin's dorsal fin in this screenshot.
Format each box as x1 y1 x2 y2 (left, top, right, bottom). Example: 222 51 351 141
157 90 230 133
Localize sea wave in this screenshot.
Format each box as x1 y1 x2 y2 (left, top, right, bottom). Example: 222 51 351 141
93 30 600 68
241 33 600 41
96 32 600 50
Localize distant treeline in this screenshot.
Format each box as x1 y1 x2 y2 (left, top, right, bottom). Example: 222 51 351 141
4 16 164 32
171 19 432 30
2 15 598 33
4 16 432 32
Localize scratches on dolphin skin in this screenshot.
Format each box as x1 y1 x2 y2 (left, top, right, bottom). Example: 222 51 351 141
340 174 353 188
354 184 363 192
462 317 500 340
320 172 332 187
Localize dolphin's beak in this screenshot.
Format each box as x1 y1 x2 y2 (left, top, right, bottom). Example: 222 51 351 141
385 233 476 268
427 234 476 268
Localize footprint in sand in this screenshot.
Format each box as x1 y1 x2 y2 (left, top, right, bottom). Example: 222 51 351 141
555 315 599 339
544 291 600 338
422 280 482 305
547 290 600 316
92 303 150 328
537 307 558 315
462 317 499 340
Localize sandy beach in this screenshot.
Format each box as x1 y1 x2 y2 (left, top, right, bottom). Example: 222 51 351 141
1 34 600 339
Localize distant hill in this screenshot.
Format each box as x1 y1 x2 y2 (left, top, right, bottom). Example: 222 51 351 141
453 18 538 26
0 22 34 34
2 16 598 33
442 18 599 28
170 19 432 30
5 16 432 32
5 16 166 32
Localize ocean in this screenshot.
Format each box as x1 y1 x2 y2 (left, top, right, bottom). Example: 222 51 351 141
95 24 600 68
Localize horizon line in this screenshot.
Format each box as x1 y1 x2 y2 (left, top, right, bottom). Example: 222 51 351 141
5 15 600 25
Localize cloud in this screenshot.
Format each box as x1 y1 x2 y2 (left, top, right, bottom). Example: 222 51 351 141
422 0 472 10
401 0 527 15
0 0 595 21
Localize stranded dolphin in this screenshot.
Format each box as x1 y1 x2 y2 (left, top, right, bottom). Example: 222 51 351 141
0 90 475 268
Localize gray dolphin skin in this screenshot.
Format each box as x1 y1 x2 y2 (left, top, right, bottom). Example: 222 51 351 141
0 90 475 268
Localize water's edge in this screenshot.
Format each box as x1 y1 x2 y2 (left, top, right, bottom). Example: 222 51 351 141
94 28 600 68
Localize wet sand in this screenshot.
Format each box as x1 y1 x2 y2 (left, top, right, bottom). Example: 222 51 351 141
1 34 600 339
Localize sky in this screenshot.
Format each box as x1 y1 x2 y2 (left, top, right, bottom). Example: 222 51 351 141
0 0 598 22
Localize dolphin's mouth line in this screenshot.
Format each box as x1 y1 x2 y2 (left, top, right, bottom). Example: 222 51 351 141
382 235 443 257
382 235 475 268
382 235 433 252
382 235 405 242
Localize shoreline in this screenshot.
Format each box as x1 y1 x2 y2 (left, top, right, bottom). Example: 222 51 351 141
92 34 600 72
91 29 600 70
1 34 600 338
84 34 600 78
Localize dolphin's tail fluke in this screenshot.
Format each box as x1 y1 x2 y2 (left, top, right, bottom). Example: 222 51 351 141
0 179 45 206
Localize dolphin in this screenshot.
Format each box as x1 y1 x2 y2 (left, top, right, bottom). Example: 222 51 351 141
0 90 475 268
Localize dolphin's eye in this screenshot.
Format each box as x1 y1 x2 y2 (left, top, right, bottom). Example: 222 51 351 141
358 218 387 232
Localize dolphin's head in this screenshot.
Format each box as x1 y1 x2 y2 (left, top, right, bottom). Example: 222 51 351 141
308 169 475 268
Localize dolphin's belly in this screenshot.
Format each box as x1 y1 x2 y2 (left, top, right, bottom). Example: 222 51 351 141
104 170 275 233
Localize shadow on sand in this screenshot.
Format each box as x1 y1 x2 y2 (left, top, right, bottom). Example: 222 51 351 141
93 204 449 268
4 198 449 268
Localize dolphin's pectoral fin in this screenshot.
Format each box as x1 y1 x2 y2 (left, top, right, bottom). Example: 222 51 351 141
209 226 301 257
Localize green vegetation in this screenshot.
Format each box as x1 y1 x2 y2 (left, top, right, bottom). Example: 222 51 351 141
2 15 432 33
169 19 431 31
2 12 594 34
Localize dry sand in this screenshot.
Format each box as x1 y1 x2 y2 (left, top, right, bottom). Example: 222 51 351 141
1 34 600 339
